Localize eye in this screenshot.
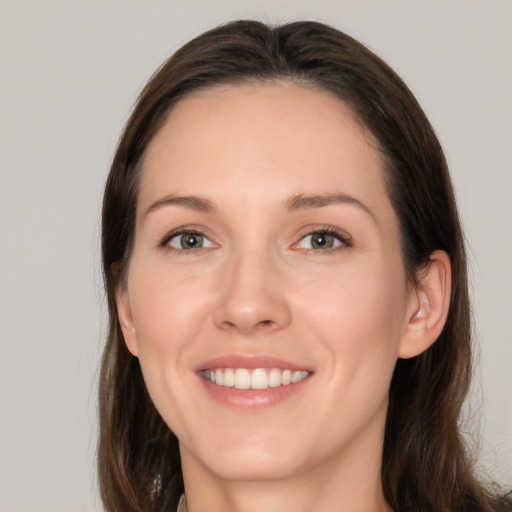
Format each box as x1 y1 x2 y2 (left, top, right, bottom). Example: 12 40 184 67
166 231 214 250
296 230 350 251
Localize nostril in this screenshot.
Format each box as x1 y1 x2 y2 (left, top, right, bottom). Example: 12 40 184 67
213 286 292 333
220 320 237 330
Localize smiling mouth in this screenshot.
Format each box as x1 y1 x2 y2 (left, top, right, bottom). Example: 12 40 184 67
201 368 310 390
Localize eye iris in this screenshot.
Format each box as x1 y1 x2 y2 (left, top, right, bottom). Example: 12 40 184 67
311 233 333 249
181 233 202 249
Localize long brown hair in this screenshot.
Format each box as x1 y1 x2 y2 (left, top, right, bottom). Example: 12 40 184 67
99 20 511 512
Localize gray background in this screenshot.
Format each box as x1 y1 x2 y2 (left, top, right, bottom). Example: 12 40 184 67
1 1 510 510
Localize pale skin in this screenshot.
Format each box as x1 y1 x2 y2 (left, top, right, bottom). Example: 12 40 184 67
116 83 451 512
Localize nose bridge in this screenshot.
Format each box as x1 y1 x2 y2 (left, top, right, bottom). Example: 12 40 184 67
231 246 275 299
213 242 291 333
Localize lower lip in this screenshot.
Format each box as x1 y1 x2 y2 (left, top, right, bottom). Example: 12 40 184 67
197 374 311 411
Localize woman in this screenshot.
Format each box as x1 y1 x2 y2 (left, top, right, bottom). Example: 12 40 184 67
98 20 511 512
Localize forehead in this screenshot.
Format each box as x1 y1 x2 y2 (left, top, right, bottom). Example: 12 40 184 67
139 83 392 223
147 82 374 160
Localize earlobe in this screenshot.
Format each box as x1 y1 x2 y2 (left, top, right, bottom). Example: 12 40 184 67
116 286 139 357
398 250 451 359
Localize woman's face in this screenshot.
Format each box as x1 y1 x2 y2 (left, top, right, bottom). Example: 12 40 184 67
117 83 419 483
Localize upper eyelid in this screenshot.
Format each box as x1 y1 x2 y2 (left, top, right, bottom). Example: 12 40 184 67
157 224 352 248
160 226 214 246
294 225 352 243
297 234 346 250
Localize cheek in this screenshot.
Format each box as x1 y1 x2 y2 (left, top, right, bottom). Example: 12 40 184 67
125 265 214 431
295 256 408 377
299 254 407 326
128 264 213 351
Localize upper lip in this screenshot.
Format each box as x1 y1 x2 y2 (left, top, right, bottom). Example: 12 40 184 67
194 354 313 372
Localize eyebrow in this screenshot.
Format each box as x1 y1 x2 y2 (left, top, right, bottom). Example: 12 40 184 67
143 192 374 220
287 193 375 219
144 195 216 217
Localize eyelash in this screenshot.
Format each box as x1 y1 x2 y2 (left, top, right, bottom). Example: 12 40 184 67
159 228 214 254
294 226 353 253
159 225 353 253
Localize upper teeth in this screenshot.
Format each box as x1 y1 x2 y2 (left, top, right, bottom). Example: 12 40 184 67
202 368 309 390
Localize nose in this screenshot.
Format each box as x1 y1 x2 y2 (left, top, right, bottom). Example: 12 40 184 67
213 249 292 335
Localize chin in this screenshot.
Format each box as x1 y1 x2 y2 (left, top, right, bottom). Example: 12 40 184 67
207 456 301 483
181 434 307 483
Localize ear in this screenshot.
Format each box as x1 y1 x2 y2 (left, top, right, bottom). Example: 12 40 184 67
116 285 139 357
398 250 452 359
